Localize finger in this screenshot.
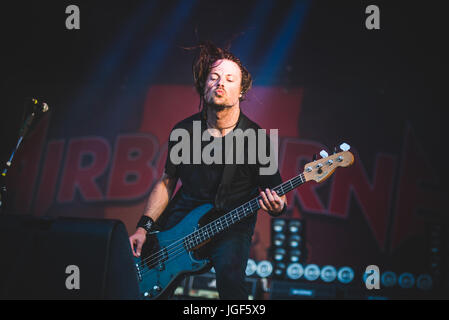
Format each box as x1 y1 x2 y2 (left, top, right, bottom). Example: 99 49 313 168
266 189 281 210
258 199 269 212
260 191 273 211
265 188 275 202
136 240 143 257
129 238 138 257
272 191 282 205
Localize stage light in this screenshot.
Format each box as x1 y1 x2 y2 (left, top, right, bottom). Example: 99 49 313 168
245 259 257 277
273 233 286 247
320 265 337 283
287 220 302 234
380 271 397 288
337 266 354 284
256 260 273 278
270 218 306 279
273 262 286 278
398 273 415 289
289 249 302 263
288 234 302 248
273 248 287 262
286 263 304 280
272 219 286 233
428 224 443 284
416 274 433 291
304 264 320 281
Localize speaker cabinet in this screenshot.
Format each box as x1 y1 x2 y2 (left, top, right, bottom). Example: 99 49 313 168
0 214 139 299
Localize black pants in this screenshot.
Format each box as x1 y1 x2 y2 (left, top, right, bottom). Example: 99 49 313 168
206 229 253 300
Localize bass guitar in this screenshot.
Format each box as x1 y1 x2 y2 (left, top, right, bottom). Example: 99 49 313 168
134 143 354 299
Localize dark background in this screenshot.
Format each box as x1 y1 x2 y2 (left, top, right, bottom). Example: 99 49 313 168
0 0 447 299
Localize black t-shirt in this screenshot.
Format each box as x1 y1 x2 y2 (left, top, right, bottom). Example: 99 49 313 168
160 110 283 234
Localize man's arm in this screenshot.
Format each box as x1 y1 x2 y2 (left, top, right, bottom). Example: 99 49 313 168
129 173 178 257
141 172 178 224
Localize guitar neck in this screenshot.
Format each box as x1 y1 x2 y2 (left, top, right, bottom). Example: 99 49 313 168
184 172 307 250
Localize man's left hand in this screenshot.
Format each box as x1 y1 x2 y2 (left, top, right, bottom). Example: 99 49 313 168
259 188 286 215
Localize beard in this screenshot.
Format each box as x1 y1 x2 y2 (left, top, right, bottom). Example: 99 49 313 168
204 92 239 111
205 101 231 112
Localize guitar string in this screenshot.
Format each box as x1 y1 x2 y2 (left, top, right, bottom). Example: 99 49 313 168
136 173 304 270
138 199 263 278
136 155 348 287
138 196 262 274
137 174 305 273
138 178 299 278
136 194 261 267
136 174 305 271
137 174 305 272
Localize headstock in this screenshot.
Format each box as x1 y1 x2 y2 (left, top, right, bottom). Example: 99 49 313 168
303 143 354 183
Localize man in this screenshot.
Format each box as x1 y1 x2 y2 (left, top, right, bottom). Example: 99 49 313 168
129 42 287 299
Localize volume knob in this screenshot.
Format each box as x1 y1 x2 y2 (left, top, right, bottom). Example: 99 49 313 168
153 285 161 292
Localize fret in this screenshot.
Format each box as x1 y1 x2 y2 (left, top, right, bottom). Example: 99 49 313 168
281 183 288 194
187 234 196 249
244 203 250 216
206 224 212 239
215 221 220 232
222 216 228 228
232 210 238 222
184 173 308 251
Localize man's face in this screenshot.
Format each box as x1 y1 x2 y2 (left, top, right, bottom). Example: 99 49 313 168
204 59 242 108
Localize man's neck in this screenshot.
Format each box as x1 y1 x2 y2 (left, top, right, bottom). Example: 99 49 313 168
206 104 240 130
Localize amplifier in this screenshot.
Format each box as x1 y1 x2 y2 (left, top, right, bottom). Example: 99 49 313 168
184 272 259 300
269 280 341 300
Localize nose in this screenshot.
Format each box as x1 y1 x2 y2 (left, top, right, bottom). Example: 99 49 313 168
216 78 225 87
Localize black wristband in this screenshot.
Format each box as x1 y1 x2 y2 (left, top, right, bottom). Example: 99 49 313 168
269 202 287 217
137 215 154 233
279 202 288 215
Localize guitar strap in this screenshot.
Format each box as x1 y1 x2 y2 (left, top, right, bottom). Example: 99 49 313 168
214 112 251 212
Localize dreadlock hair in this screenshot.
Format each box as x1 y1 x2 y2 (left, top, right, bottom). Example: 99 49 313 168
186 41 252 113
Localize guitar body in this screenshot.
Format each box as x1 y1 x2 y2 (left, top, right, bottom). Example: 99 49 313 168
134 203 214 299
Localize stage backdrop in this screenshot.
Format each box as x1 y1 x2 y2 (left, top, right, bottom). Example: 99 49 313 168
1 0 446 294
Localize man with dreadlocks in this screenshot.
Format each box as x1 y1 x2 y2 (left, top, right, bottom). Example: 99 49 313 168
129 42 287 300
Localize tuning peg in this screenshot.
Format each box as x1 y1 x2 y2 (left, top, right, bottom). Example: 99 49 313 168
312 154 317 161
339 143 350 152
319 150 329 158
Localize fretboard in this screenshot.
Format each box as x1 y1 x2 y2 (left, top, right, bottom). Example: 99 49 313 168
183 172 307 251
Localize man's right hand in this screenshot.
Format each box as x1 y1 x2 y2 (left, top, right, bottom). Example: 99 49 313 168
129 228 147 257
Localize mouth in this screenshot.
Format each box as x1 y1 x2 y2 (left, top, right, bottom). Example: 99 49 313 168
215 89 225 96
